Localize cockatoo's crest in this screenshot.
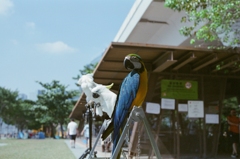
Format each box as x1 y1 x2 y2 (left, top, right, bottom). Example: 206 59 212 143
77 74 95 86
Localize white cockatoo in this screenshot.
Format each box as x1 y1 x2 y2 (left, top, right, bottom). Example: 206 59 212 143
91 83 117 117
77 74 116 118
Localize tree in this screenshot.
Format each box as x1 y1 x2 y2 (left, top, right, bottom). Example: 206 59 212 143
165 0 240 48
0 87 19 125
10 99 37 131
36 80 79 138
19 99 41 130
0 87 38 131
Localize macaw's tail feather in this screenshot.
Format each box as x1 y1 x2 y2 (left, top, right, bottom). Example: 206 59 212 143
112 132 121 159
101 121 114 140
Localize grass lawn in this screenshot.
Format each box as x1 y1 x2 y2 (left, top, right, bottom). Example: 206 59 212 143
0 138 76 159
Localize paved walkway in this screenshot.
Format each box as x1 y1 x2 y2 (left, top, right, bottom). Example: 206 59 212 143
64 137 174 159
65 137 237 159
65 137 111 159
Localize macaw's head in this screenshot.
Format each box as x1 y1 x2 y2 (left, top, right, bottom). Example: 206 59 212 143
124 54 145 73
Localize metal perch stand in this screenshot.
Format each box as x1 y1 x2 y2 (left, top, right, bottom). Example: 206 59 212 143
79 103 97 159
88 106 161 159
111 106 161 159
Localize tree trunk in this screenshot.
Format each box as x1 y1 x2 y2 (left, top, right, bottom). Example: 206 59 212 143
50 123 56 139
60 123 64 139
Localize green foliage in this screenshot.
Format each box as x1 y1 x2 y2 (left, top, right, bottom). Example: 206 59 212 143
165 0 240 48
0 87 19 125
14 99 39 130
34 80 79 138
35 80 79 126
0 87 18 116
214 60 240 73
0 87 39 130
222 96 239 117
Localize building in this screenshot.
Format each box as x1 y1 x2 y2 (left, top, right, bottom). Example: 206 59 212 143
18 93 28 100
0 118 17 138
70 1 240 158
114 0 210 47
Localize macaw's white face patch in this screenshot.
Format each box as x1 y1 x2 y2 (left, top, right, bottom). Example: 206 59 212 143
132 61 141 69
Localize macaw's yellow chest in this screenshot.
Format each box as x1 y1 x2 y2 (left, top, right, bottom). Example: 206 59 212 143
130 69 148 109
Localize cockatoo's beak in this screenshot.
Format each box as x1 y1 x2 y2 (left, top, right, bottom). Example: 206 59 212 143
105 83 114 89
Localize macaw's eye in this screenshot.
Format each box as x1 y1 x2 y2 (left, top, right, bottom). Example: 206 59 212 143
92 93 100 98
131 56 138 62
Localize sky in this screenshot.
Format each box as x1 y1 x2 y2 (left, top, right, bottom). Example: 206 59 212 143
0 0 135 98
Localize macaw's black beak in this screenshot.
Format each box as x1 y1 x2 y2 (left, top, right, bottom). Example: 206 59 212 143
92 93 100 98
124 58 134 70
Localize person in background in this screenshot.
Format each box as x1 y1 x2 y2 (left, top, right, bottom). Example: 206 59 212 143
81 123 90 148
67 118 78 148
101 134 111 152
227 109 240 158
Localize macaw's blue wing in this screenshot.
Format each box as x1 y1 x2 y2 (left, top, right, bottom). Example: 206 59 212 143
112 70 140 153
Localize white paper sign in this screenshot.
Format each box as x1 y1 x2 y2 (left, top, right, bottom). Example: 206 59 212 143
205 114 219 124
188 100 204 118
161 98 175 110
146 102 160 114
178 104 188 112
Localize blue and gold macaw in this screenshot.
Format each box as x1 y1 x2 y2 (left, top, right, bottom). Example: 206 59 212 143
102 54 148 158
